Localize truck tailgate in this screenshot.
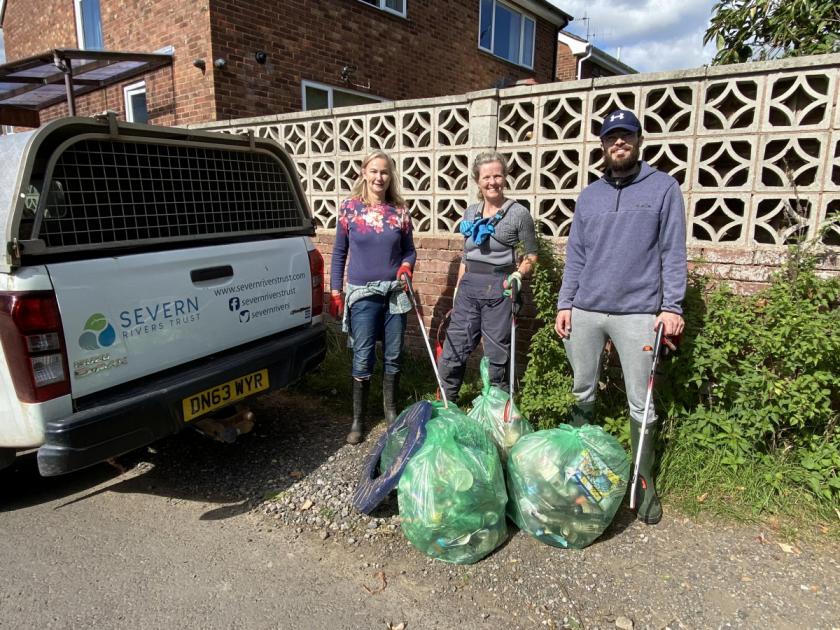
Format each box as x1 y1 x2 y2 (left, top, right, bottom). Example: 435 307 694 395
47 239 313 398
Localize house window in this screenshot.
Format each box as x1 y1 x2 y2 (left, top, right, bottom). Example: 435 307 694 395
301 80 384 111
124 81 148 123
74 0 104 50
358 0 407 18
478 0 535 69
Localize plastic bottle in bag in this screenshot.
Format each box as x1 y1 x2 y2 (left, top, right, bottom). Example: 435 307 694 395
468 358 533 462
506 425 629 549
398 402 508 564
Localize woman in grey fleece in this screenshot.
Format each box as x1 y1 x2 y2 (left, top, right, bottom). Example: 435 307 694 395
554 109 687 525
437 152 538 403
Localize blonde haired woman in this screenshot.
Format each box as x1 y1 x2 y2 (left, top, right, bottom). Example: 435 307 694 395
329 151 416 444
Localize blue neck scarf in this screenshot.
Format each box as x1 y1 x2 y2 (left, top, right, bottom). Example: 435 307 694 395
459 207 506 245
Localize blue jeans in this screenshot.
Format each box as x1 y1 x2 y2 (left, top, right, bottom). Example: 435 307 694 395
348 295 407 379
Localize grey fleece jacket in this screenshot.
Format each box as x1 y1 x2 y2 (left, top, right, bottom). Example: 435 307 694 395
557 161 687 315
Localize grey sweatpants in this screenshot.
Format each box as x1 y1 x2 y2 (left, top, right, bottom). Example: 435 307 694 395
562 307 657 425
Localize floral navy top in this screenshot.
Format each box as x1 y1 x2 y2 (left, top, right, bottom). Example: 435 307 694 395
330 198 416 292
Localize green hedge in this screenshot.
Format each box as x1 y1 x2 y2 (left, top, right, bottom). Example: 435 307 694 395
520 236 840 518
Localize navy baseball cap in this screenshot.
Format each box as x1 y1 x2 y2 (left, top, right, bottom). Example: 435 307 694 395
599 109 642 138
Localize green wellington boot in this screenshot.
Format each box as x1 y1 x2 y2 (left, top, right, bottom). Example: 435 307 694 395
567 401 596 427
630 421 663 524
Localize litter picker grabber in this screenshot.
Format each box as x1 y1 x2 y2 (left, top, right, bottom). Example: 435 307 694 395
629 321 665 510
400 271 449 407
433 309 452 363
503 277 520 423
433 308 452 402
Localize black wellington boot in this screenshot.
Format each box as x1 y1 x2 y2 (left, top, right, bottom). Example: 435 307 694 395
630 421 663 524
347 378 370 445
437 361 466 406
382 372 400 425
567 401 596 427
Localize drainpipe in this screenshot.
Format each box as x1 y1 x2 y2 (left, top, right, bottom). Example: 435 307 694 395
576 43 593 81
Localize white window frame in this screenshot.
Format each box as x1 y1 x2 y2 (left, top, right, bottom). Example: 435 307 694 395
478 0 536 69
356 0 407 19
123 81 147 123
73 0 104 51
301 80 386 111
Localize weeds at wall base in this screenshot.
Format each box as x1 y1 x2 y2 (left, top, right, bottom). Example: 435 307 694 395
520 234 839 531
298 232 839 535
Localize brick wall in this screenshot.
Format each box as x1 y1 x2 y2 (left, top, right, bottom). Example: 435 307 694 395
99 0 215 125
555 42 578 81
2 1 77 57
312 229 840 358
314 231 541 361
210 0 559 120
4 0 561 125
3 0 214 126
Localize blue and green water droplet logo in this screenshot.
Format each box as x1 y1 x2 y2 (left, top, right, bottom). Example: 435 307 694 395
79 313 116 350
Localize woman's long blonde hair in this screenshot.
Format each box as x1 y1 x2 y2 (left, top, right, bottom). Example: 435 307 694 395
350 150 405 208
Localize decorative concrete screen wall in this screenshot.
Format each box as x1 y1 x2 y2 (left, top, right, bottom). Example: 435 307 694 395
194 53 840 288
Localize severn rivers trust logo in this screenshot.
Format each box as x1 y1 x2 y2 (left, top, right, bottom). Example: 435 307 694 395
79 313 117 350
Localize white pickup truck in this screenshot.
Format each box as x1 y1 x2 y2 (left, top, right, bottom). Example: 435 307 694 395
0 115 326 476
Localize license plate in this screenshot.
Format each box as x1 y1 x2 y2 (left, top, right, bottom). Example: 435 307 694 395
182 369 269 422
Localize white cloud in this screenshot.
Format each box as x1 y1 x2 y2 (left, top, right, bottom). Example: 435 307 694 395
617 27 718 72
550 0 718 72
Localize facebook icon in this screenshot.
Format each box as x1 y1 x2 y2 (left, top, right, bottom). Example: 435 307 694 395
229 297 240 311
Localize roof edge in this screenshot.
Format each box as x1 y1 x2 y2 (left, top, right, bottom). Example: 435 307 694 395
557 30 589 56
0 0 6 28
513 0 573 28
590 47 637 75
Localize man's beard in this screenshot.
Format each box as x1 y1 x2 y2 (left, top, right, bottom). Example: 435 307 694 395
604 144 641 173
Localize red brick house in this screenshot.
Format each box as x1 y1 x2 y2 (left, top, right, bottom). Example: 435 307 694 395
0 0 573 127
555 30 636 81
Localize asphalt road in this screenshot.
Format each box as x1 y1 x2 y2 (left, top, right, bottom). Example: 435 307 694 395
3 393 838 630
0 451 475 630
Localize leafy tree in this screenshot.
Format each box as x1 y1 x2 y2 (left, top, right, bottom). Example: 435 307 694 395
704 0 840 65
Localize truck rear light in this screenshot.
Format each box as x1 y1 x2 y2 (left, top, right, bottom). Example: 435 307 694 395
26 332 62 353
0 292 71 403
31 354 67 387
308 248 324 317
12 294 62 330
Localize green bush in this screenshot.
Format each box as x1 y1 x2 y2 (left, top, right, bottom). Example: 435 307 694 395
518 236 575 428
519 235 840 517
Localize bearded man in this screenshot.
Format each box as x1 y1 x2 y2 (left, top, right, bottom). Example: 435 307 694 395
554 109 687 525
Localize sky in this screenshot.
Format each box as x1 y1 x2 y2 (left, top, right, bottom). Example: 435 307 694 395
549 0 719 73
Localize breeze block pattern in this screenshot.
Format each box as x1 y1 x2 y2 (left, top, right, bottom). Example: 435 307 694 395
193 53 840 357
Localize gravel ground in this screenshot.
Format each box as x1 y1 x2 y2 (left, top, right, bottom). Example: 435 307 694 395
121 389 839 630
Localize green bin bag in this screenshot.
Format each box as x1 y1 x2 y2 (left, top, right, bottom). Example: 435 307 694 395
506 425 630 549
468 357 533 462
397 402 508 564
